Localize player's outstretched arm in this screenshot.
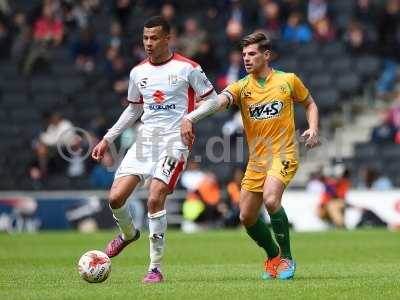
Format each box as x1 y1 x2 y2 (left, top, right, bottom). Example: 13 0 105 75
91 103 143 161
301 96 320 148
181 94 230 145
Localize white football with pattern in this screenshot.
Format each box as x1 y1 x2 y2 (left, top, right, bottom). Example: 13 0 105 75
78 250 111 283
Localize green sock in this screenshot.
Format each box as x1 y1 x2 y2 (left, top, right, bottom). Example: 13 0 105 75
246 217 279 258
269 207 292 259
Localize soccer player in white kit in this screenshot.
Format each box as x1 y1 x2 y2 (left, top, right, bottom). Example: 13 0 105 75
91 16 217 283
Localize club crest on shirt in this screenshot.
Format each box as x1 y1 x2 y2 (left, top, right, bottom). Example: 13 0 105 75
249 100 283 120
169 74 178 86
279 84 289 95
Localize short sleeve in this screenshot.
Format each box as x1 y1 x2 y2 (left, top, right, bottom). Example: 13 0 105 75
221 81 241 108
291 74 309 103
188 66 215 99
127 69 143 103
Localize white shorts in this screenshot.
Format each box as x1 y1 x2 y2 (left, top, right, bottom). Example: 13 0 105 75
115 138 189 192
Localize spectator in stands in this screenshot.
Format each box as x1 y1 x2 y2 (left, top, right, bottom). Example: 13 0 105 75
370 110 397 144
217 168 243 227
344 21 375 56
71 28 99 73
23 2 64 74
225 0 251 29
192 39 219 75
0 0 10 16
281 0 306 21
160 3 178 30
313 17 336 43
195 171 222 225
307 0 329 25
108 20 122 51
202 5 224 34
89 116 109 141
216 50 246 91
32 112 77 178
224 18 243 54
352 0 376 29
90 152 115 189
357 167 393 190
0 15 11 59
222 109 243 137
258 1 282 41
112 0 132 28
11 11 31 69
33 3 63 45
283 11 312 43
110 55 129 97
318 168 351 228
60 1 89 30
178 18 207 58
376 0 400 98
306 168 325 193
181 160 205 193
388 94 400 144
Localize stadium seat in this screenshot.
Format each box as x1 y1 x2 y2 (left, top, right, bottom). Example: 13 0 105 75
58 77 85 95
354 142 379 159
51 62 79 77
30 76 59 93
274 57 298 73
294 106 308 129
309 73 333 90
32 93 65 110
329 56 352 75
320 42 345 58
295 42 320 60
313 88 339 113
335 72 361 96
381 144 400 160
0 77 28 92
0 92 29 109
301 57 325 74
12 108 41 123
0 125 20 139
355 55 381 79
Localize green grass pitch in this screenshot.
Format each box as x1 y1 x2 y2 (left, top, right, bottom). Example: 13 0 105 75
1 229 399 300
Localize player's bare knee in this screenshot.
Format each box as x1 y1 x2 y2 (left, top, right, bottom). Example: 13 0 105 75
239 212 257 227
109 191 125 209
264 193 281 214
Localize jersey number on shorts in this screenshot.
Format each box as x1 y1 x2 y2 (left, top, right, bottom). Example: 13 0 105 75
280 160 290 177
161 157 178 177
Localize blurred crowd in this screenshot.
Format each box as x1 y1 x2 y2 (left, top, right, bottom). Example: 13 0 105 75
0 0 399 189
1 0 400 92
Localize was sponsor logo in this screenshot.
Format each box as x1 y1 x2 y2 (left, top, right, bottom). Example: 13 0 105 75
248 100 283 120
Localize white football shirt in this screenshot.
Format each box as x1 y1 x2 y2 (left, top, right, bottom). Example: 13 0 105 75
127 53 214 139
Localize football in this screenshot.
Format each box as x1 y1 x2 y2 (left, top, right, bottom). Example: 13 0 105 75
78 250 111 283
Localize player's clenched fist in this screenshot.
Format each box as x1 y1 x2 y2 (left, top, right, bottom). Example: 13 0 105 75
181 118 194 146
301 128 320 148
91 139 109 161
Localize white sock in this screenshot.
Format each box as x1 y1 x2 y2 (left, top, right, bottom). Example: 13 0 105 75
111 201 135 240
148 209 167 272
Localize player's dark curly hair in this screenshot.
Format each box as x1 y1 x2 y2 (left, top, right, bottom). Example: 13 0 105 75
144 16 171 34
240 32 271 52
